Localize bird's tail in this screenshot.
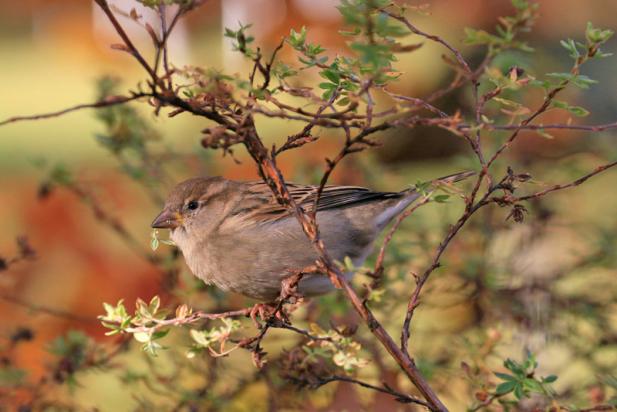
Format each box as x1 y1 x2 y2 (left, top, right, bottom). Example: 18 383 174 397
431 170 477 185
377 170 476 230
400 170 476 195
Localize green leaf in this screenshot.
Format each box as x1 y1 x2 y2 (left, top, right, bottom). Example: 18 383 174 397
522 352 537 370
152 329 169 340
343 256 355 272
133 331 150 343
545 73 598 89
336 97 351 106
504 358 525 376
572 74 598 89
493 97 522 109
495 372 516 381
288 26 307 48
542 374 558 383
367 288 385 303
306 43 326 57
522 378 543 393
0 367 27 387
339 27 361 37
464 27 499 46
536 128 554 139
415 181 431 196
433 194 450 203
546 72 574 83
223 27 236 39
142 340 163 356
530 79 552 90
273 62 298 80
320 69 341 84
149 295 161 315
560 38 580 58
551 100 590 117
495 380 517 395
513 383 525 399
190 329 213 348
150 229 159 251
568 105 590 117
586 22 614 44
511 0 529 10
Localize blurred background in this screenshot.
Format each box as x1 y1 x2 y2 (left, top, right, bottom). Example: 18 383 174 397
1 0 616 411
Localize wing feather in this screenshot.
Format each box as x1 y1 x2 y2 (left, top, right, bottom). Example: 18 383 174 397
240 181 402 224
227 170 474 227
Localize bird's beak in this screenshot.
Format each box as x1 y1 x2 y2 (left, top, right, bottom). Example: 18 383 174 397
151 209 182 229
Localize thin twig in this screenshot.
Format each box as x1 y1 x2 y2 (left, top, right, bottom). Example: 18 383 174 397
384 10 473 76
313 374 430 407
94 0 158 82
487 121 617 132
0 94 146 126
123 307 252 334
0 294 95 323
507 159 617 203
373 196 431 279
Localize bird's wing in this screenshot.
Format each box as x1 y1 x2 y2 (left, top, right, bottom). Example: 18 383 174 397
226 170 474 227
233 182 401 225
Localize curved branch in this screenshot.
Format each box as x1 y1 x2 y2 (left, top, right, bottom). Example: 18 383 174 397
384 11 472 77
313 375 430 407
94 0 157 81
488 121 617 132
510 159 617 202
0 94 146 127
0 294 95 323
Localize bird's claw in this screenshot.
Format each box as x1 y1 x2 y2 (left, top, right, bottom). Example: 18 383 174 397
249 266 318 329
249 302 277 329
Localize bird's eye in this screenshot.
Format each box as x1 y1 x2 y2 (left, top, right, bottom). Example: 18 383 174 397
187 200 199 210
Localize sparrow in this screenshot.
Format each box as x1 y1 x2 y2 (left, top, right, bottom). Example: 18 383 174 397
151 171 473 301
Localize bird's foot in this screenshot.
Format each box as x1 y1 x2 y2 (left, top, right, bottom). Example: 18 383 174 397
250 266 319 329
279 273 303 302
249 302 277 329
279 264 320 302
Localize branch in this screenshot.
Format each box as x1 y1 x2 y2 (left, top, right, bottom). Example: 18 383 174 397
372 196 431 280
0 94 146 127
313 374 430 407
468 393 506 412
267 319 336 343
400 158 617 353
485 36 600 170
508 159 617 202
236 115 447 410
94 0 158 82
399 178 502 353
63 183 157 264
564 405 617 412
123 307 252 334
0 236 36 271
487 121 617 132
384 10 472 77
0 294 95 323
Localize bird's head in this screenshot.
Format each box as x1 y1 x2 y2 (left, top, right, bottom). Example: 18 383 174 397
151 176 232 238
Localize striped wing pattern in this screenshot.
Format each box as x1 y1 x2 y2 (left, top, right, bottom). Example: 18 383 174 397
239 182 402 223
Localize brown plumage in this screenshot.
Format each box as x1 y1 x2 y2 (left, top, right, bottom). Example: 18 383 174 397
152 171 473 300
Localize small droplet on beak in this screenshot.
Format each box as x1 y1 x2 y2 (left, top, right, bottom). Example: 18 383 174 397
151 210 181 229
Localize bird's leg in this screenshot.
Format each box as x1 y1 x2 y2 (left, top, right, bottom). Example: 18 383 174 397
249 302 277 329
249 265 320 329
274 264 321 323
279 264 320 302
279 272 303 302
